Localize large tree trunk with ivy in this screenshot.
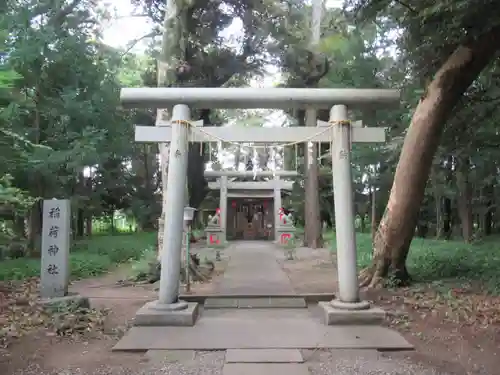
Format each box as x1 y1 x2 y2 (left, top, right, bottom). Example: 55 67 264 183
359 27 500 288
303 0 324 249
156 0 188 257
187 109 210 241
303 110 324 248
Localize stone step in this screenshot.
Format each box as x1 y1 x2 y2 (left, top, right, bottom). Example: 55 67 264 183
225 349 304 363
204 297 306 309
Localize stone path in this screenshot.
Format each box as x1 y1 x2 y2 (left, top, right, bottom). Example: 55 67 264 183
222 349 307 375
213 241 295 295
113 241 425 374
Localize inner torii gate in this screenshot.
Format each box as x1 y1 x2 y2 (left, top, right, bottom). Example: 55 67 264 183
123 87 399 326
205 170 297 242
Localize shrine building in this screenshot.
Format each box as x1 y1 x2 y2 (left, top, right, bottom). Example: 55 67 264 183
206 171 295 241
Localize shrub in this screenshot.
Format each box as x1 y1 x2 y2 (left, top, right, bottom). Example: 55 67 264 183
0 232 156 281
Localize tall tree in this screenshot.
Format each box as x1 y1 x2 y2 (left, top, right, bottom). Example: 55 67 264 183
303 0 324 248
2 0 133 253
134 0 307 251
153 0 187 255
347 0 500 287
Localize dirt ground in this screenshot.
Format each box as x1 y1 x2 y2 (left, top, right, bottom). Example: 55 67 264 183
280 246 500 375
1 245 499 375
0 246 227 375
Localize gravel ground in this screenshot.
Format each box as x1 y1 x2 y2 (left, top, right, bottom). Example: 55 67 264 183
145 351 226 375
306 350 454 375
9 351 226 375
8 349 459 375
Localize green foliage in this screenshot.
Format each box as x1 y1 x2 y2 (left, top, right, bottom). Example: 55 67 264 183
329 232 500 294
0 0 498 289
0 175 36 256
0 232 156 281
128 246 158 282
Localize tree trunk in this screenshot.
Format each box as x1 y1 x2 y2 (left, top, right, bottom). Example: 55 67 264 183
156 0 189 257
441 155 453 238
85 215 92 236
416 222 428 238
27 200 42 257
84 173 93 236
443 196 452 239
370 186 377 242
359 26 500 288
187 109 209 219
303 0 324 249
304 112 323 248
13 216 25 239
435 193 443 239
430 165 443 238
484 198 493 236
483 178 494 236
359 213 366 233
132 143 158 232
456 158 473 242
76 207 85 238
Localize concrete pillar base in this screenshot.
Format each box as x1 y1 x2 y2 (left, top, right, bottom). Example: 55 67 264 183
329 299 371 310
318 300 386 326
134 300 199 326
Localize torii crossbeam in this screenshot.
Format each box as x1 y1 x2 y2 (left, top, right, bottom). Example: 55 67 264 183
135 120 385 144
121 87 399 109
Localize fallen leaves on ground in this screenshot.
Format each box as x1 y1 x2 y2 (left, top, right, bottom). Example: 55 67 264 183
0 278 108 348
376 284 500 330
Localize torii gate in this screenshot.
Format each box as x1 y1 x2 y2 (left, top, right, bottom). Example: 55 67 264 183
205 170 297 242
122 87 399 326
201 120 369 242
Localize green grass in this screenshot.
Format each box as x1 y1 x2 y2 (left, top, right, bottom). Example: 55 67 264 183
328 231 500 294
5 228 499 295
0 232 156 281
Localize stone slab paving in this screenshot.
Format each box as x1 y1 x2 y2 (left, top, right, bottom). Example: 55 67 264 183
112 240 418 375
113 308 412 351
204 297 306 309
204 298 240 308
213 241 295 295
225 349 304 363
223 363 310 375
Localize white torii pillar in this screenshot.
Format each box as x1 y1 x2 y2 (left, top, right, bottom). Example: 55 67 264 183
157 105 191 307
123 87 399 326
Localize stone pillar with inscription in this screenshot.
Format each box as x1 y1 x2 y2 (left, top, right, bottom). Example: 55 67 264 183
40 199 70 299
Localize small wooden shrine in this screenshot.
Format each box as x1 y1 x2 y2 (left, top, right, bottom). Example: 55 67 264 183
207 174 294 241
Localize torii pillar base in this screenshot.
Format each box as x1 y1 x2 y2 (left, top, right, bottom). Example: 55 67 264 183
134 300 200 327
318 300 386 326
